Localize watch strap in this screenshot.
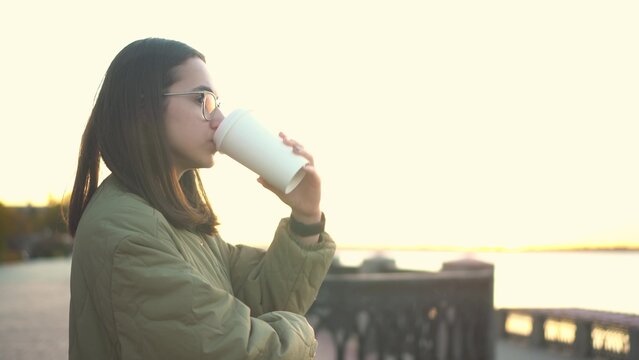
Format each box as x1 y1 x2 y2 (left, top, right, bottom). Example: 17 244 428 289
289 212 326 236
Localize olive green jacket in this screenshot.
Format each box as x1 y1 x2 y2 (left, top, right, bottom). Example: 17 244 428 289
69 175 335 359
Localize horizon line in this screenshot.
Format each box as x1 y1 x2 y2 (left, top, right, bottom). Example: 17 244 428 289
330 244 639 253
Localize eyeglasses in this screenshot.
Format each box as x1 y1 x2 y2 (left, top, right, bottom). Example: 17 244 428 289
163 90 221 121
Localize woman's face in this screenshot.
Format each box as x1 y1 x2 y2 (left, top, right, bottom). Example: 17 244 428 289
164 57 224 175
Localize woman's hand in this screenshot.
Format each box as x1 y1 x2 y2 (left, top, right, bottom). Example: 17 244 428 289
257 132 322 224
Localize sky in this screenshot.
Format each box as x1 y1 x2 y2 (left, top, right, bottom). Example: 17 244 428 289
0 1 638 250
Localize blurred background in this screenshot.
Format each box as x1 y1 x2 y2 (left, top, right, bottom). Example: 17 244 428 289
1 1 637 359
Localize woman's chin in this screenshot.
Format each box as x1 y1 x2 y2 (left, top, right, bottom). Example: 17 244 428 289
203 157 215 168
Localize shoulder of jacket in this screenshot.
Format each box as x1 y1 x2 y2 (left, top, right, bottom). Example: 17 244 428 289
75 176 173 249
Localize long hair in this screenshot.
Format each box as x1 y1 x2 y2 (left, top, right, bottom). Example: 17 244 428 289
68 38 218 237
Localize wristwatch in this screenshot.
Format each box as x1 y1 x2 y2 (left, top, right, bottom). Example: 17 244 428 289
290 212 326 236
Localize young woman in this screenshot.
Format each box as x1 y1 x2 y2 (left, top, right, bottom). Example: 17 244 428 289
67 38 335 359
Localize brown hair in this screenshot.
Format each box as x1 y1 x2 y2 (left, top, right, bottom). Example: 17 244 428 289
68 38 218 237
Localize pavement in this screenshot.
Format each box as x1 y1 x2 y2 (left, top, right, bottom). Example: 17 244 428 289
0 258 588 360
0 259 69 360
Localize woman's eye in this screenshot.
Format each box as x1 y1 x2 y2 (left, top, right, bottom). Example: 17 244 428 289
196 94 205 104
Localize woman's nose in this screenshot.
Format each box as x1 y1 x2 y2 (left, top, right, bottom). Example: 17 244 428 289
210 108 224 130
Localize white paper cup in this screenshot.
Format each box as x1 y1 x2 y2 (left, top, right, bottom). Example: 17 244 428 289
214 109 309 194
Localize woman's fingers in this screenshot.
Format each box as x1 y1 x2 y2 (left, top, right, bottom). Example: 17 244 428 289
279 132 315 166
293 146 315 166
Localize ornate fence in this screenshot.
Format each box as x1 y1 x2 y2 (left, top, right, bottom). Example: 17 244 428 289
496 308 639 359
307 257 495 360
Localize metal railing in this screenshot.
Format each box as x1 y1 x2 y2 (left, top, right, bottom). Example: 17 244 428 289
496 308 639 359
307 257 495 360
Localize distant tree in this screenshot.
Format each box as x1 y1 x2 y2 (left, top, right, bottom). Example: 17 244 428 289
0 202 8 255
0 202 24 261
0 197 72 262
33 197 68 234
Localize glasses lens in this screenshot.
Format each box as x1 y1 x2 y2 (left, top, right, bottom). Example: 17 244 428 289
203 93 217 120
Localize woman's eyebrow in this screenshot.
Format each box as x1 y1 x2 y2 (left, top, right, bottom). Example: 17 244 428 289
191 85 214 93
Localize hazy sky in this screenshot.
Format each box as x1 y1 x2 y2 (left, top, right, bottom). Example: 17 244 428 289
1 1 638 249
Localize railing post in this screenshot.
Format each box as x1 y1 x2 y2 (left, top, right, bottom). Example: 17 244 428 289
530 314 546 348
494 309 508 339
442 259 495 360
442 258 494 272
574 320 593 357
630 327 639 360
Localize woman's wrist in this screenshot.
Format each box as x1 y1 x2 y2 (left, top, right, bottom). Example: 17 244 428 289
290 209 322 224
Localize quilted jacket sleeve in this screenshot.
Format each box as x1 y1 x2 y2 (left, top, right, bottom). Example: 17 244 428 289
111 233 319 360
223 218 336 316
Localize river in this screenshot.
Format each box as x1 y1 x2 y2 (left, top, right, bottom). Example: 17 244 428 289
335 249 639 315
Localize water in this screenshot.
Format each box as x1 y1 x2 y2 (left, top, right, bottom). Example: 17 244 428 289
335 249 639 315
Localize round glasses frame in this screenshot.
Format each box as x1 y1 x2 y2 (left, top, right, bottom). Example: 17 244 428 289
163 90 221 121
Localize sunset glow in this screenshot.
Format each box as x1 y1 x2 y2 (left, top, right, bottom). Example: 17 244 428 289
1 1 638 250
